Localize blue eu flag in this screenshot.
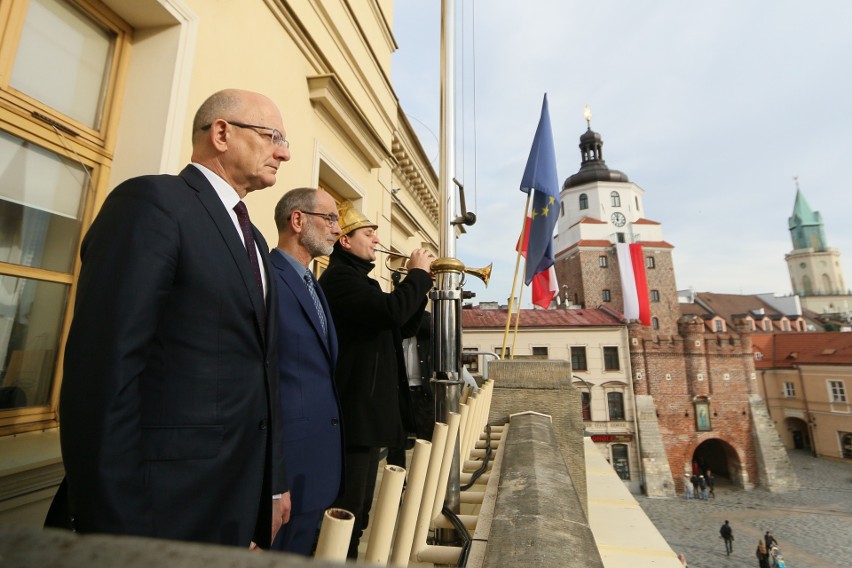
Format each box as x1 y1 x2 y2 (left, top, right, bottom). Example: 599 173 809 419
520 94 560 285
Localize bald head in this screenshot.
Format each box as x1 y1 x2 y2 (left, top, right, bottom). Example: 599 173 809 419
190 89 290 197
192 89 243 140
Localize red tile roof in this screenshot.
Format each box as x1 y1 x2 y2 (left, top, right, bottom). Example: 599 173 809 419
462 307 624 329
752 332 852 368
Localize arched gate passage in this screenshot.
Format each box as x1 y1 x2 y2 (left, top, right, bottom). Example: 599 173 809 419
693 438 744 488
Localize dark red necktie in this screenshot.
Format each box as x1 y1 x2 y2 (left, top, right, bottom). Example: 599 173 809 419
233 201 265 303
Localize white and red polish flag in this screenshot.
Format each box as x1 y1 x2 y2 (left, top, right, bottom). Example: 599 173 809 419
517 217 559 309
615 243 651 326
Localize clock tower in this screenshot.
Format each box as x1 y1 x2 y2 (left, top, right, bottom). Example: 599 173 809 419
553 112 680 335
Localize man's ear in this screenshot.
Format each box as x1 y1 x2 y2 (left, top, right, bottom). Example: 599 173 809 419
208 119 230 152
290 210 304 234
339 234 351 250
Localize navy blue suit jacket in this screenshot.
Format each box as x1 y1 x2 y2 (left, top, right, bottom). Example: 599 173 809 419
271 249 343 514
51 165 285 548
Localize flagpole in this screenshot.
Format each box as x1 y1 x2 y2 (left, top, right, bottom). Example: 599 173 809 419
500 193 531 358
510 254 528 359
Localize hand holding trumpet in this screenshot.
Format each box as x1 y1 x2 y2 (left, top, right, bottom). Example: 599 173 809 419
407 248 435 273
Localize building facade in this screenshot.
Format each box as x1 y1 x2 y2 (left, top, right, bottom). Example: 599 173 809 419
786 187 852 318
0 0 438 524
461 305 646 493
553 120 795 496
752 332 852 460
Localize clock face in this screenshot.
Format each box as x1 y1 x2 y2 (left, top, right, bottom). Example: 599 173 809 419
611 212 626 227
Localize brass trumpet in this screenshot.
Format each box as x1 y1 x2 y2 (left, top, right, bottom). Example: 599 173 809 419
375 247 492 286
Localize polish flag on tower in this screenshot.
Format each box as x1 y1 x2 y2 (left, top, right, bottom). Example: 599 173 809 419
615 243 651 326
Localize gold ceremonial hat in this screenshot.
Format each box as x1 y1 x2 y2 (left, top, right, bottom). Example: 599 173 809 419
337 201 378 235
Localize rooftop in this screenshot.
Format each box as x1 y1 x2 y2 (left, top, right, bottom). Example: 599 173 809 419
752 331 852 367
462 307 623 329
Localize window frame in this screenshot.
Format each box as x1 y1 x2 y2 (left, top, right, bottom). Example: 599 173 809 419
603 346 620 371
783 382 796 398
650 289 660 302
462 347 480 374
645 256 656 269
607 391 625 421
571 345 588 371
829 380 847 403
610 443 630 480
602 289 611 302
0 0 131 436
0 0 132 150
531 346 548 359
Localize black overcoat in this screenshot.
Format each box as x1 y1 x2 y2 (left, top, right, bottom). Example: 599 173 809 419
319 245 430 448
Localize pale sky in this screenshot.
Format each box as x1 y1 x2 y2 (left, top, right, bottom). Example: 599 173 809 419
390 1 852 307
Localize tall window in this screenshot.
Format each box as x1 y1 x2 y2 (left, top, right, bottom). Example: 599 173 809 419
560 202 564 217
610 191 621 207
650 289 660 302
599 255 608 267
571 346 588 371
603 346 620 370
611 444 630 480
579 193 588 210
783 382 796 397
581 391 591 421
607 391 625 420
714 320 724 332
646 256 656 269
602 289 611 302
829 380 847 403
0 0 130 433
652 317 660 330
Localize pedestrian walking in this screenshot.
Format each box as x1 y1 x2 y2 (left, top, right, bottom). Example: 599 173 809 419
684 474 693 499
691 473 700 497
764 530 778 550
699 475 709 500
720 520 734 555
706 470 716 498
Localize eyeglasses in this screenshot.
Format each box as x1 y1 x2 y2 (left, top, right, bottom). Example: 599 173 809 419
298 210 340 227
201 120 289 148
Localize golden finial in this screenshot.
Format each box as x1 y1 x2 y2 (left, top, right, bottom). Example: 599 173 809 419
583 104 592 128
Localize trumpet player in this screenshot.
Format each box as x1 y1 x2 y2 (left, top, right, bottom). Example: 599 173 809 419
318 201 433 559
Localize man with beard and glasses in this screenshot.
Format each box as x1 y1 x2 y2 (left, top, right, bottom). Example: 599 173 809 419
270 187 344 555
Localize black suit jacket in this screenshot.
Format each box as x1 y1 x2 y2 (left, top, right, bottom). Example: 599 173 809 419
49 165 285 548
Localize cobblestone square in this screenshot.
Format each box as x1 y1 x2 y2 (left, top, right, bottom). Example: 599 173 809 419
636 450 852 568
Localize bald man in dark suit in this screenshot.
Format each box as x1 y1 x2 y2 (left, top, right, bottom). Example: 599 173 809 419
47 89 291 548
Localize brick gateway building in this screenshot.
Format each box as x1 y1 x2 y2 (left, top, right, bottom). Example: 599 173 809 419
553 118 797 495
